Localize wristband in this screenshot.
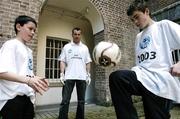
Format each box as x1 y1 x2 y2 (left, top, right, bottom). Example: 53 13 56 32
26 75 31 86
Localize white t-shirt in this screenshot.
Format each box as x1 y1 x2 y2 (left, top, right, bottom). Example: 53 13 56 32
0 39 35 110
132 20 180 103
58 41 92 80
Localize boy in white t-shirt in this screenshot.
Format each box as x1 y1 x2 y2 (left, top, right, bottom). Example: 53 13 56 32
109 1 180 119
0 15 49 119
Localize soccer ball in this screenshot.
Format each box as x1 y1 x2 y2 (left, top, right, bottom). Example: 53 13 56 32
92 41 121 67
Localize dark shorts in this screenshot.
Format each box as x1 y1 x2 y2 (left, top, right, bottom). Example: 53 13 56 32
0 95 34 119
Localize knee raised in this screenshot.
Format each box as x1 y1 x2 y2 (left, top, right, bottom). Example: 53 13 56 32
109 70 126 83
109 70 121 79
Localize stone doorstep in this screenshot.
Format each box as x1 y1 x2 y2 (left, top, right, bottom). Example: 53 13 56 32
35 103 96 113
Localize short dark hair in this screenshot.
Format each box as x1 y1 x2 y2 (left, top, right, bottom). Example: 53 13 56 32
127 0 150 16
72 27 81 34
14 15 37 34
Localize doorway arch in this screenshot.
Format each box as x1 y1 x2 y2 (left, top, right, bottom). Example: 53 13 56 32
36 0 104 108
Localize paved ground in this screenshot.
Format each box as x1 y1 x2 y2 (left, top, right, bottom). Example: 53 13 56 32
35 104 115 119
35 111 58 119
35 104 180 119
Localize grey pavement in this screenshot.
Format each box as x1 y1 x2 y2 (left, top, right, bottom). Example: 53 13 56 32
34 104 180 119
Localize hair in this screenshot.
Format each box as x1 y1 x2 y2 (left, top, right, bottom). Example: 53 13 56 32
14 15 37 34
72 27 81 34
127 0 151 16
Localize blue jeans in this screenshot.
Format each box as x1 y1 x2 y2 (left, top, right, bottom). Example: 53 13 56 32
58 80 87 119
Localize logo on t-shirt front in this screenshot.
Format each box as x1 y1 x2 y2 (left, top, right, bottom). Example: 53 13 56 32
68 49 72 54
28 58 33 70
139 36 151 49
137 35 156 63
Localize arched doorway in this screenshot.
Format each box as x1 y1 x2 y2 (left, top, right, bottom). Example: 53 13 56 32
35 0 104 110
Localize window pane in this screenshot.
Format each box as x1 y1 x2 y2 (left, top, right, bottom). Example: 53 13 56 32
46 48 50 58
54 70 58 78
50 40 53 47
55 49 59 58
45 69 49 78
54 60 58 68
47 40 51 47
55 40 60 48
172 49 180 64
58 70 60 77
45 59 49 68
50 69 53 78
45 37 69 80
51 49 54 58
50 60 53 68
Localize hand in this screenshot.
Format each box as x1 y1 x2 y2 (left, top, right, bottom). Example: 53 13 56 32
86 72 91 86
170 62 180 77
26 76 49 95
60 73 65 85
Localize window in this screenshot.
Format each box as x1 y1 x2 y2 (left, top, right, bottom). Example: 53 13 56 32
172 20 180 64
45 37 69 82
172 49 180 64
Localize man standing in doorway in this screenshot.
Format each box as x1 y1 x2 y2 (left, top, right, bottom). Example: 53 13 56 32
58 27 92 119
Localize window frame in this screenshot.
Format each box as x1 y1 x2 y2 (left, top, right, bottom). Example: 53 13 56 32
45 36 69 87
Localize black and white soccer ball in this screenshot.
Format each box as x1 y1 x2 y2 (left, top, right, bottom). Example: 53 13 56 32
92 41 121 67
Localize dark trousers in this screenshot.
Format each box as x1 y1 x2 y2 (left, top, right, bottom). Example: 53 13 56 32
0 95 34 119
58 80 87 119
109 70 172 119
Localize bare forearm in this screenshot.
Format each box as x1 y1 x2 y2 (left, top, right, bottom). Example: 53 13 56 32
0 72 27 84
0 72 49 95
86 63 91 73
60 61 66 73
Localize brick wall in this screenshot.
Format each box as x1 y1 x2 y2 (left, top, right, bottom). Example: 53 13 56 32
147 0 179 12
93 30 107 104
89 0 138 103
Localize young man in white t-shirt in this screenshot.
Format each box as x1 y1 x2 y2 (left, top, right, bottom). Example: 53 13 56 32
109 1 180 119
0 15 49 119
58 27 92 119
